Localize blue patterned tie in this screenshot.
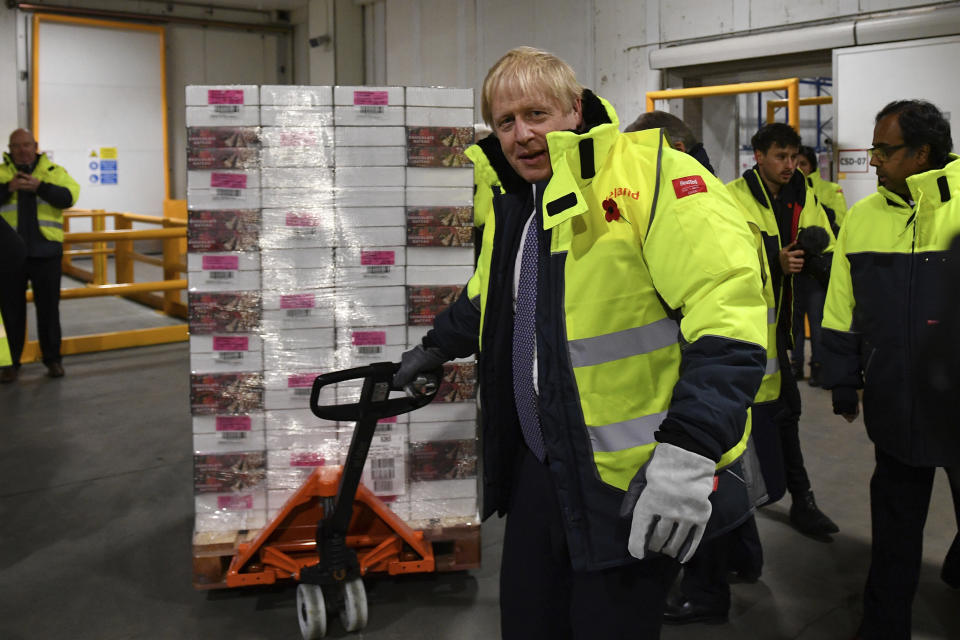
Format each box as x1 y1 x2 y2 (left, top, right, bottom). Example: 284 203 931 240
513 213 547 462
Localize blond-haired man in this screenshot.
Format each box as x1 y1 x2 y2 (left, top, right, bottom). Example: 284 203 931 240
396 47 767 638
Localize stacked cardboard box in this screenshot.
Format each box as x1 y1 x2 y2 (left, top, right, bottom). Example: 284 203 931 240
187 86 267 533
404 88 478 527
187 84 479 535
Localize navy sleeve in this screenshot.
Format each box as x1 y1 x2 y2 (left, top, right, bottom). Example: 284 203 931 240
36 182 74 209
425 287 480 359
0 182 10 205
821 328 863 390
655 335 766 462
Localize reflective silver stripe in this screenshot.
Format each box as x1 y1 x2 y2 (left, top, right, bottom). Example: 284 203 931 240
765 357 780 375
588 410 667 453
768 307 777 325
568 317 679 368
37 219 63 230
0 203 15 214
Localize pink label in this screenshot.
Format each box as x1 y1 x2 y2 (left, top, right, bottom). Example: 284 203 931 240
202 255 239 270
378 416 397 424
217 495 253 509
210 172 248 189
353 90 389 106
279 131 319 146
280 294 315 309
361 250 395 266
352 331 386 346
208 89 244 105
216 415 252 432
288 373 319 388
285 212 319 227
290 452 326 467
213 336 249 351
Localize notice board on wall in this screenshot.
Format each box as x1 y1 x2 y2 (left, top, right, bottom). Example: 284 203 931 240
33 15 168 231
833 35 960 209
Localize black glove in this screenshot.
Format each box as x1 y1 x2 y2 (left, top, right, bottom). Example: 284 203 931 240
796 226 832 288
832 386 859 416
393 344 449 388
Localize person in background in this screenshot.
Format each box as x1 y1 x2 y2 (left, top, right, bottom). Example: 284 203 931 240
394 46 768 639
624 109 716 175
792 145 847 385
727 123 840 539
822 99 960 639
0 129 79 382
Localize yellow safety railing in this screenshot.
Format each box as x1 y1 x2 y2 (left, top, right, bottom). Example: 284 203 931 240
766 95 833 125
646 78 801 130
20 205 189 363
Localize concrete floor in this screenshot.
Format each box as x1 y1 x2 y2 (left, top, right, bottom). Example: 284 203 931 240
2 296 959 639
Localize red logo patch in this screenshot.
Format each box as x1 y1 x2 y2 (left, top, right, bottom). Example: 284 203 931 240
672 175 707 199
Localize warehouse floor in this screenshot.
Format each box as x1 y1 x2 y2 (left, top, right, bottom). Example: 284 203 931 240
2 293 959 640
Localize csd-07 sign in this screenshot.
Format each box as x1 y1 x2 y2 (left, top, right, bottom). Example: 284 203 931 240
838 149 870 173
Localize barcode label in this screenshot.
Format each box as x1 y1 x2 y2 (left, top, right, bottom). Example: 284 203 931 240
286 309 311 318
214 105 241 113
218 351 243 361
359 105 385 114
365 265 391 275
374 423 393 434
372 458 395 469
221 432 246 440
293 388 312 396
215 188 242 198
374 479 395 492
209 271 234 279
357 345 382 355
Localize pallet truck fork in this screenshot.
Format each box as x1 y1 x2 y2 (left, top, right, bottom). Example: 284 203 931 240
223 362 442 639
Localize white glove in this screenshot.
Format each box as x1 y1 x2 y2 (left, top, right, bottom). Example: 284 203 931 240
626 442 716 564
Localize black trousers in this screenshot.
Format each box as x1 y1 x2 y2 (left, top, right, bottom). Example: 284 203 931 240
680 516 761 610
499 447 680 639
791 274 826 368
859 447 938 639
0 253 63 367
777 332 811 497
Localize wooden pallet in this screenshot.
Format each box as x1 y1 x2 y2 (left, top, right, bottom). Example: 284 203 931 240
192 521 481 590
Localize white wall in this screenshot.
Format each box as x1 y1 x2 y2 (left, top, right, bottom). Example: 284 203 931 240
0 9 22 136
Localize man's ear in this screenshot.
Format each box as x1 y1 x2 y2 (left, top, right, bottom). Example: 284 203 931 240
914 143 931 168
673 141 687 153
754 150 763 164
572 97 584 131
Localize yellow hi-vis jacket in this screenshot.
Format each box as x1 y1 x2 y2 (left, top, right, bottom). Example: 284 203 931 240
428 90 767 570
727 168 836 403
0 152 80 243
0 309 10 368
806 170 848 230
822 154 960 466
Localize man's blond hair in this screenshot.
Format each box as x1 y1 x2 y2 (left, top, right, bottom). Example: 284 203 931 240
481 46 583 127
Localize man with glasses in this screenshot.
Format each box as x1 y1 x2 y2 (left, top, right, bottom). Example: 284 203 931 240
822 99 960 639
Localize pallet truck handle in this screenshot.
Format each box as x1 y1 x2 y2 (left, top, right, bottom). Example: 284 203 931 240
308 361 442 422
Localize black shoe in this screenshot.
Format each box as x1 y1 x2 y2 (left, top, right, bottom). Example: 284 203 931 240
663 596 728 625
790 491 839 536
0 367 17 383
791 363 805 380
808 363 821 387
46 362 65 378
942 533 960 588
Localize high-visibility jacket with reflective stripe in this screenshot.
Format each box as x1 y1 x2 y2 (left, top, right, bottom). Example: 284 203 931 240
429 91 767 570
0 152 80 243
822 154 960 466
807 171 848 229
0 309 10 367
727 168 836 401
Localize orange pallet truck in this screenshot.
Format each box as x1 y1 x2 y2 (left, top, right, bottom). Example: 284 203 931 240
224 362 442 639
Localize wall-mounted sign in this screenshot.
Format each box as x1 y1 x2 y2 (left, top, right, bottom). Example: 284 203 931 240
838 149 870 174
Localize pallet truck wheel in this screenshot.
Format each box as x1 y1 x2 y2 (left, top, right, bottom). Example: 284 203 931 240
339 578 368 632
296 583 327 639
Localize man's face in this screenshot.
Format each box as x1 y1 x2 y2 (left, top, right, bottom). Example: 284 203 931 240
796 154 813 176
9 130 38 167
870 113 928 197
490 88 582 183
755 142 798 187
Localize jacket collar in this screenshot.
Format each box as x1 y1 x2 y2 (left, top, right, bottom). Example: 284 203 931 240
742 165 807 210
3 151 48 174
906 153 959 211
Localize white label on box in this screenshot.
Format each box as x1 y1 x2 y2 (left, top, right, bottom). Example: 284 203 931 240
185 106 260 127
